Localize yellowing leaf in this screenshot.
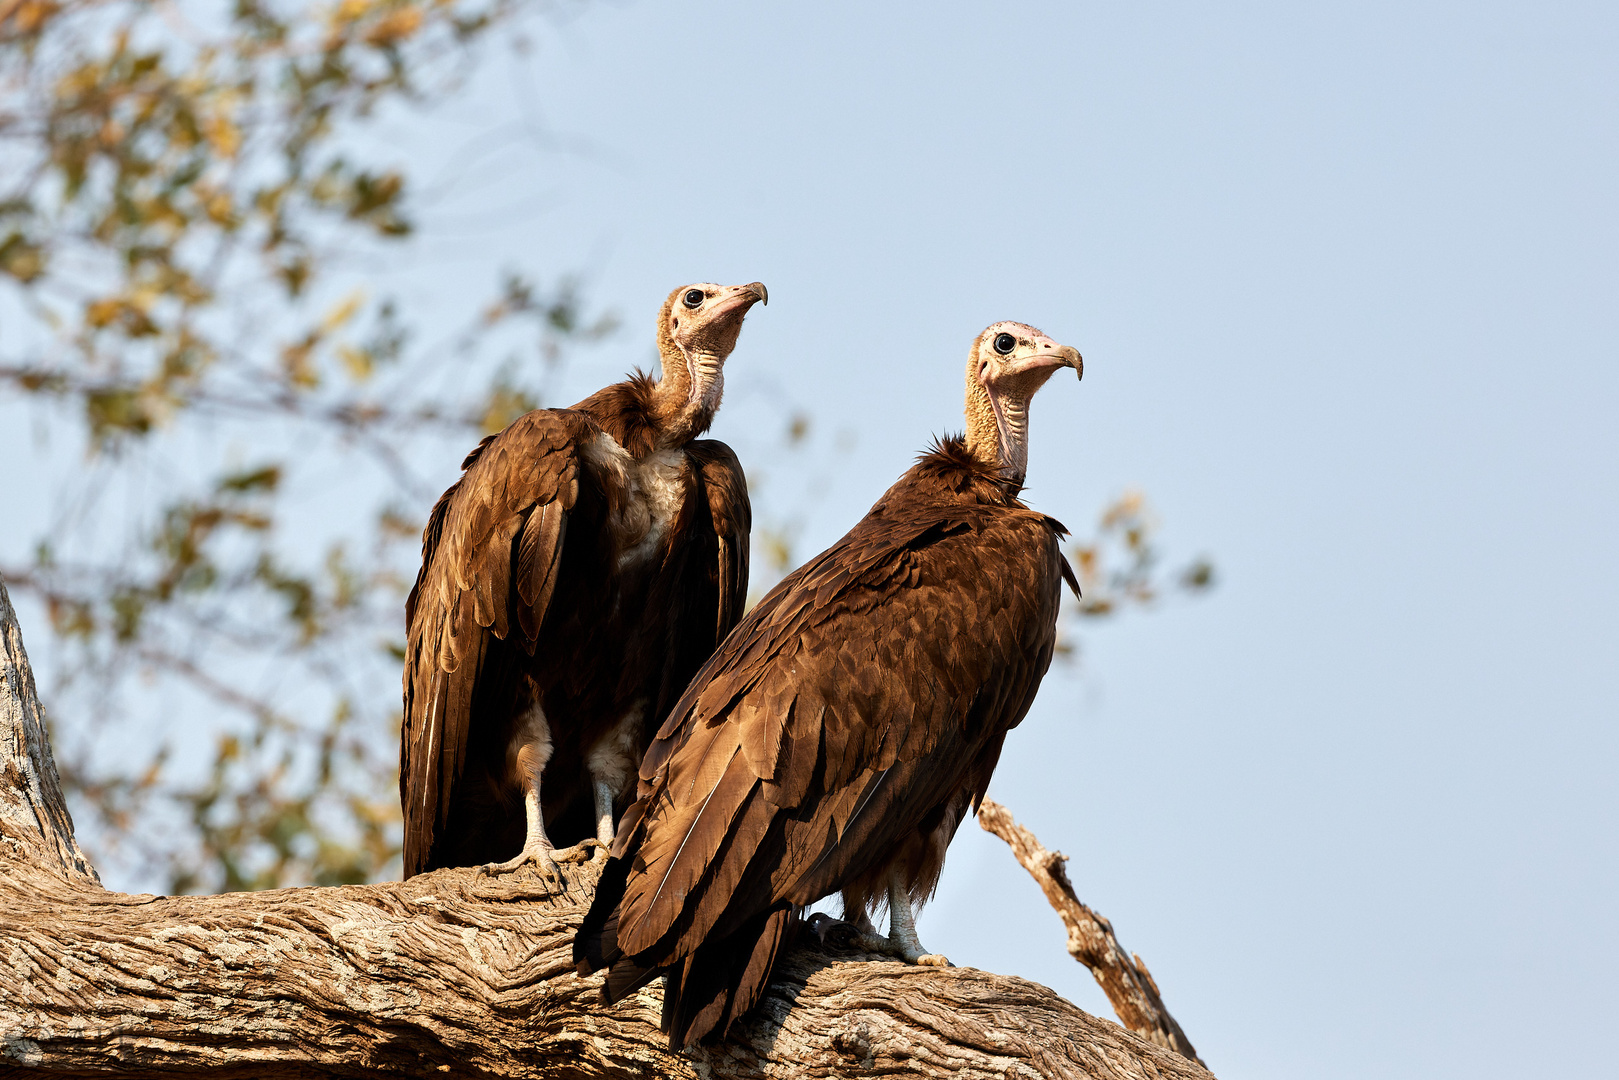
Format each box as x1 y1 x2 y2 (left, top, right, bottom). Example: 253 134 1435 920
9 0 60 34
0 233 46 282
337 344 373 381
281 338 319 388
365 6 423 45
321 290 365 332
204 113 241 159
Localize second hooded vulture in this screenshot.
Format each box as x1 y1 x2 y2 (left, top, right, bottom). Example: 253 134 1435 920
400 281 766 879
575 320 1083 1048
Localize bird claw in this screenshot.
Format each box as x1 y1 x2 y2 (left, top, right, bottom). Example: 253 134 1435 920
883 936 951 966
477 843 564 885
804 914 947 965
550 839 599 865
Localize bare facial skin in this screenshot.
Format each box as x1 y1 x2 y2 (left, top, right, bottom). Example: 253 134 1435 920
962 321 1082 483
648 281 768 446
665 281 768 407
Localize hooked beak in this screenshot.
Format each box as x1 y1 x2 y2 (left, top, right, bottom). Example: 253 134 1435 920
710 280 768 320
1006 340 1083 382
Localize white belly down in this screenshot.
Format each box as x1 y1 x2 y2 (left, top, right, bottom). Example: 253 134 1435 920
583 434 689 571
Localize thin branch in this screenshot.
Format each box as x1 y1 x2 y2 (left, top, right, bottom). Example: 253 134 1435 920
978 798 1203 1065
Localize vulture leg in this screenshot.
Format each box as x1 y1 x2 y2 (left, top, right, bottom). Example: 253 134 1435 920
479 708 567 884
811 883 946 967
593 779 618 848
885 869 950 967
478 768 564 880
541 776 616 866
578 705 642 861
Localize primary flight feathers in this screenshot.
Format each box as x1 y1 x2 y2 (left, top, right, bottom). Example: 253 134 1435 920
574 321 1083 1048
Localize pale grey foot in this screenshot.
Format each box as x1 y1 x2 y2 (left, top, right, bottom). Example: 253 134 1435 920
884 869 950 967
478 769 568 883
480 835 563 879
808 890 947 966
551 839 599 864
590 778 617 861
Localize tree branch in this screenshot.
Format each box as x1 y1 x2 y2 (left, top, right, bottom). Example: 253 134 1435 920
0 577 98 887
0 578 1216 1079
978 798 1203 1065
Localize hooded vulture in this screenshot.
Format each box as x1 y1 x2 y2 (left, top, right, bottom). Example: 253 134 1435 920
400 281 767 880
574 321 1083 1047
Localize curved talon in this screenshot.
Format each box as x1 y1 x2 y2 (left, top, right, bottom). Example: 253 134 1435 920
551 839 598 864
478 842 563 883
806 908 947 966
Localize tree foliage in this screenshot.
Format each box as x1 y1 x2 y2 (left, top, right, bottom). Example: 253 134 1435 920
0 0 612 893
0 0 1210 898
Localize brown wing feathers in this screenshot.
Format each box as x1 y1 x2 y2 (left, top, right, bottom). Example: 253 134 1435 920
514 501 567 641
400 412 591 876
576 438 1071 1048
689 440 751 642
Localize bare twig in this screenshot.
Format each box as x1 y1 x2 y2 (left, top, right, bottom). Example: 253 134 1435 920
978 798 1203 1065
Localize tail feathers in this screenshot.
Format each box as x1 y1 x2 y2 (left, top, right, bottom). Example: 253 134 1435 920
574 854 632 975
665 904 796 1050
734 904 795 1020
604 955 664 1005
660 964 683 1035
577 857 798 1047
579 854 669 1007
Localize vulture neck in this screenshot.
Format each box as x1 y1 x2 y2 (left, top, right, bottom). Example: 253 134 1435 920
964 374 1031 488
648 344 721 449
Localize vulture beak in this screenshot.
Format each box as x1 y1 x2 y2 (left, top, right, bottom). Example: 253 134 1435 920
1007 339 1083 382
711 281 768 320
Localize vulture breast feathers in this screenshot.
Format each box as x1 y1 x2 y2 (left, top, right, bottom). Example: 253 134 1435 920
401 282 764 879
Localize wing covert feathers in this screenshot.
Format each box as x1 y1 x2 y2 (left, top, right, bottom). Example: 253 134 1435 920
577 436 1069 1047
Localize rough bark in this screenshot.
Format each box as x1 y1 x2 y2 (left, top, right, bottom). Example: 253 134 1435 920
0 576 1215 1079
0 578 98 888
978 799 1202 1065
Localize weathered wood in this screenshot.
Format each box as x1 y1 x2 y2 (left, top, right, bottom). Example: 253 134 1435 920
979 799 1202 1065
0 578 98 887
0 575 1216 1079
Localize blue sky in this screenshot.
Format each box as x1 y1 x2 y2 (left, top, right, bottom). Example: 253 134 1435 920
5 1 1617 1076
467 4 1616 1075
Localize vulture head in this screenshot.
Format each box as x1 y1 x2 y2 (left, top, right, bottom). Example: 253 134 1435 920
963 321 1082 484
652 281 768 441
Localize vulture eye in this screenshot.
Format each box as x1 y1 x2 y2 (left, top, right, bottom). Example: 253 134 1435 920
683 289 705 309
993 332 1017 355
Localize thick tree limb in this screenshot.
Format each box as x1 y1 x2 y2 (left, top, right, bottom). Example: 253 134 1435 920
978 798 1203 1065
0 577 1216 1079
